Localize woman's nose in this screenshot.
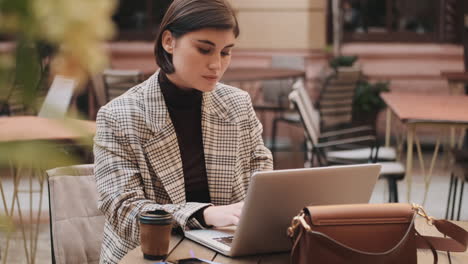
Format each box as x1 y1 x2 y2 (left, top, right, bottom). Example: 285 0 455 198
208 54 221 70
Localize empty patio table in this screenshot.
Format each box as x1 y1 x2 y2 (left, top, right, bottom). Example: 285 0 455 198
382 93 468 203
120 219 468 264
0 116 96 264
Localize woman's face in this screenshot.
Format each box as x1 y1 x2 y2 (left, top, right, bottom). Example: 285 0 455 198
162 28 235 92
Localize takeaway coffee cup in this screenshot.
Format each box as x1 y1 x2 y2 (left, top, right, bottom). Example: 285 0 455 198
139 210 173 260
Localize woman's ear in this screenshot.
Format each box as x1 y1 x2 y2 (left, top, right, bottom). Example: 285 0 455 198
162 30 175 54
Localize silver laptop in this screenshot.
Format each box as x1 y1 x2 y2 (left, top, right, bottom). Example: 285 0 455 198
184 164 381 257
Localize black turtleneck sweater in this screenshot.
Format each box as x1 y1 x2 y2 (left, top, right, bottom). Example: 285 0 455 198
158 72 211 205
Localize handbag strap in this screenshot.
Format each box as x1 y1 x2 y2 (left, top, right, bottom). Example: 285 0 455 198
416 219 468 252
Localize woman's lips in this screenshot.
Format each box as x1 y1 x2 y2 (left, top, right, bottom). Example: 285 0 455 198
203 75 218 82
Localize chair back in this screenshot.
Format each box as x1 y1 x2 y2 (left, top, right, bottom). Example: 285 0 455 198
289 88 320 146
291 79 321 141
318 67 361 130
47 164 104 264
103 69 142 102
90 74 108 108
289 88 324 167
38 75 77 118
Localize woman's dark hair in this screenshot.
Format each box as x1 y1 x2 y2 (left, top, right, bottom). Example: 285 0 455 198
154 0 239 74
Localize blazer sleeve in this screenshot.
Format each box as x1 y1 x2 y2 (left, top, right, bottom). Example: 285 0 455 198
94 106 210 243
245 94 274 172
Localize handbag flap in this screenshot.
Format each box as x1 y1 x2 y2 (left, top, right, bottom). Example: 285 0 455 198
305 203 413 226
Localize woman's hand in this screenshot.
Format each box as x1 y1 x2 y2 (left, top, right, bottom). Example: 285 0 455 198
203 201 244 227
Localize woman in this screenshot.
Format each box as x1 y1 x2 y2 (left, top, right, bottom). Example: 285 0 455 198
93 0 273 263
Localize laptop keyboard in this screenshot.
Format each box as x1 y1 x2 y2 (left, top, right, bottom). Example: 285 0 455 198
213 235 234 246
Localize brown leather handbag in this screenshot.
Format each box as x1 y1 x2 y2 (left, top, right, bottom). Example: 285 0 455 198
287 203 468 264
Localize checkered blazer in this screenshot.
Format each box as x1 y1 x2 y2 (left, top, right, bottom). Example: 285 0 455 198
93 71 273 264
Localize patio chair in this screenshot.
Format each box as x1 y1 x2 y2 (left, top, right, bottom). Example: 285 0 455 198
292 79 397 162
267 56 305 153
445 149 468 220
38 75 77 118
47 164 104 264
90 74 108 109
318 67 362 131
2 75 75 117
103 69 142 102
288 85 405 203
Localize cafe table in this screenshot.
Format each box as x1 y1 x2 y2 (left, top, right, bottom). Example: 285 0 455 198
382 93 468 203
0 116 96 264
120 219 468 264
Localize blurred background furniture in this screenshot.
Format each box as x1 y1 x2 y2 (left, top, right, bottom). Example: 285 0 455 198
103 69 142 102
47 164 104 264
263 56 305 154
446 149 468 220
382 93 468 204
317 66 362 131
0 117 95 263
289 83 405 203
38 76 77 118
1 75 76 117
221 67 305 153
88 69 142 119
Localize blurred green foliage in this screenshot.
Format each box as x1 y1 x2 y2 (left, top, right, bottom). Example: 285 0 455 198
354 80 390 113
0 0 116 231
329 55 359 70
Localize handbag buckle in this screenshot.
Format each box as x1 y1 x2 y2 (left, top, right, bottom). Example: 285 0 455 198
287 212 312 238
412 203 434 226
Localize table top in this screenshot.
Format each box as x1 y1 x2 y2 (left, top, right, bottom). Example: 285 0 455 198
221 68 305 82
440 71 468 82
381 93 468 124
120 219 468 264
0 116 96 142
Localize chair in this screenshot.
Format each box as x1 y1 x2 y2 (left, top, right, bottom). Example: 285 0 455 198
317 67 361 131
38 75 77 118
102 69 142 102
267 56 305 153
2 75 75 117
445 149 468 220
316 68 391 156
292 79 397 162
90 74 108 109
47 164 104 264
288 82 405 203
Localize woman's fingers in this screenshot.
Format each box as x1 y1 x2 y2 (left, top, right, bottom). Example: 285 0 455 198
203 202 244 227
230 215 240 226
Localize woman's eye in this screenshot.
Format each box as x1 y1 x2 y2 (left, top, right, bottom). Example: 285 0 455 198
198 48 211 54
221 51 231 56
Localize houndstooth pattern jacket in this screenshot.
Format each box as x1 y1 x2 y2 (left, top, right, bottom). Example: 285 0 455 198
93 71 273 264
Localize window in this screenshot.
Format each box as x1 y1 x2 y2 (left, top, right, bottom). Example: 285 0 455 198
341 0 440 42
112 0 173 40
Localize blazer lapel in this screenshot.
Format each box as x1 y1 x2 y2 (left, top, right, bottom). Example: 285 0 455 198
142 74 239 206
202 87 238 205
143 72 186 204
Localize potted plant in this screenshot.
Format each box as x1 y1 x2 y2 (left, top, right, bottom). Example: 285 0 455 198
329 55 359 70
352 80 390 128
